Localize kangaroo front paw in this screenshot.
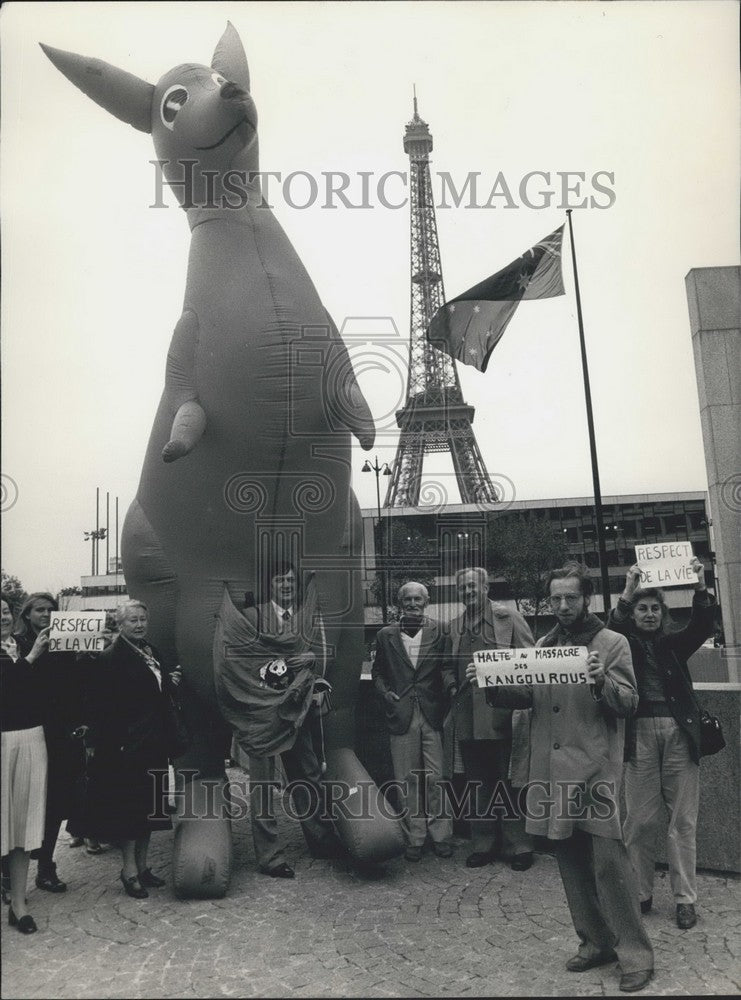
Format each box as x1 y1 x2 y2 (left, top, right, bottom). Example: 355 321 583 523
162 400 207 463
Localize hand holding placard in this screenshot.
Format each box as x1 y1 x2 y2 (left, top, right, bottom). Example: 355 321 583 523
634 541 697 587
49 612 106 653
472 647 592 687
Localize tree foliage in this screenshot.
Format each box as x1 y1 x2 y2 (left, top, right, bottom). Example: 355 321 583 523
1 569 27 619
57 585 83 610
370 521 437 618
486 516 567 636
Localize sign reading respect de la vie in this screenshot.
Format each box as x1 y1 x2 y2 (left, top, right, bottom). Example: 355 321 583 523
473 646 592 687
635 541 695 587
49 612 106 653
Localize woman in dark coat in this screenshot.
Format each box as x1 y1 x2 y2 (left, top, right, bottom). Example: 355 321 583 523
608 557 715 931
85 600 176 898
14 592 87 894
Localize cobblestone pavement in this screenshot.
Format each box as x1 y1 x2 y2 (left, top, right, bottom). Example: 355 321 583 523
2 791 739 999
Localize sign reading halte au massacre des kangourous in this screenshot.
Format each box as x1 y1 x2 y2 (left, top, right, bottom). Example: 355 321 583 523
473 646 592 686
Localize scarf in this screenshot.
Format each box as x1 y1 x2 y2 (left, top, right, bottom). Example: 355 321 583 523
121 635 162 689
544 612 605 648
400 613 424 638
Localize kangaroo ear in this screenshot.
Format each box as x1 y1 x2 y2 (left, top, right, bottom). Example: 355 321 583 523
40 43 154 134
211 22 250 93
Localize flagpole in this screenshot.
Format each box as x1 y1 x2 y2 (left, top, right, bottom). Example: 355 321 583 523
566 210 612 614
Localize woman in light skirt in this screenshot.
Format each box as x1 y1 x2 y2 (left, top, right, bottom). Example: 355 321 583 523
1 599 50 933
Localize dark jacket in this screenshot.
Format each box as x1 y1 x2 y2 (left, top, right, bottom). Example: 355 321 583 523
1 645 44 732
83 635 174 841
87 635 175 757
608 590 715 765
372 619 447 735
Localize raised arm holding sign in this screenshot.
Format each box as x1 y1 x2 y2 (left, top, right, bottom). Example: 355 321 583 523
634 541 697 587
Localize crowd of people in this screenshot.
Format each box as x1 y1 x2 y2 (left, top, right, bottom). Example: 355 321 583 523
1 594 180 928
1 556 717 993
373 557 715 994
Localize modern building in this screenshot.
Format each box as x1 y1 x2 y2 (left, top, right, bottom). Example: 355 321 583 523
76 557 128 611
361 490 716 624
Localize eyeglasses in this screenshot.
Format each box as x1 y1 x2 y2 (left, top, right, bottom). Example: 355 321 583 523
548 594 583 608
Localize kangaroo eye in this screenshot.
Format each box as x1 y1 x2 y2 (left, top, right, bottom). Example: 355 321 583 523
160 86 189 129
211 73 227 87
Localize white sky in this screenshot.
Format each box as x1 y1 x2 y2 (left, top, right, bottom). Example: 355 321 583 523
1 1 739 594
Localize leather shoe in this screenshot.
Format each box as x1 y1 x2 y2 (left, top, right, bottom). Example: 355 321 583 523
510 852 533 872
266 863 295 879
405 846 423 862
566 951 617 972
432 842 453 858
640 896 652 914
465 851 495 869
36 867 67 893
119 872 148 899
676 903 697 929
138 868 166 888
9 907 37 934
619 969 653 992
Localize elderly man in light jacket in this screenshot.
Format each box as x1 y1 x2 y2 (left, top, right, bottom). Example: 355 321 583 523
469 563 653 993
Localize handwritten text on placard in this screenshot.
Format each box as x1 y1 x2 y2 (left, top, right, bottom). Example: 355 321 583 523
473 646 591 686
635 541 694 587
49 612 106 653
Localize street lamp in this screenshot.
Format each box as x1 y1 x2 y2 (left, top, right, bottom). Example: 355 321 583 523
84 528 107 575
362 457 392 624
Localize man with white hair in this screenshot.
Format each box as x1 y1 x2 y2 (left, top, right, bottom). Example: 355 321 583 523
372 581 453 861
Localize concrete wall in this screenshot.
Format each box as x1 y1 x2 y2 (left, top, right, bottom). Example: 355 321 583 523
686 266 741 681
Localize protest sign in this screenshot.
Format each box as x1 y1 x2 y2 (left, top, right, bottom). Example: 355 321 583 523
49 611 106 653
635 541 695 587
473 646 591 686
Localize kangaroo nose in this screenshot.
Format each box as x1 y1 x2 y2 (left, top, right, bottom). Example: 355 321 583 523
220 80 246 101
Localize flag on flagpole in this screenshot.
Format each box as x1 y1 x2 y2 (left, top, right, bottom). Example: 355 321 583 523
427 225 566 372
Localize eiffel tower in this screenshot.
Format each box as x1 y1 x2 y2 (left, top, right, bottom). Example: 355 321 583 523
384 97 498 508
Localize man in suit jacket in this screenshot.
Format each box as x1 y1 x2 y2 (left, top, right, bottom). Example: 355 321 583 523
442 567 535 870
244 563 340 878
372 582 453 861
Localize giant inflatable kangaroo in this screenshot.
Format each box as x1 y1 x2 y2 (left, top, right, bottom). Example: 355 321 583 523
42 24 402 897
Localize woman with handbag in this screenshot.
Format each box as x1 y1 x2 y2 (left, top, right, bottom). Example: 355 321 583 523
84 600 178 899
1 599 50 933
608 557 716 930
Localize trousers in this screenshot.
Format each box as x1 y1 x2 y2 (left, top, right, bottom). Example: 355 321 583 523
623 716 699 904
459 739 532 856
389 701 452 848
555 830 654 974
249 716 334 871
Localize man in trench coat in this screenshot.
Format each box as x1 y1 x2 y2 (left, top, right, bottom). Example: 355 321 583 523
472 563 654 993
